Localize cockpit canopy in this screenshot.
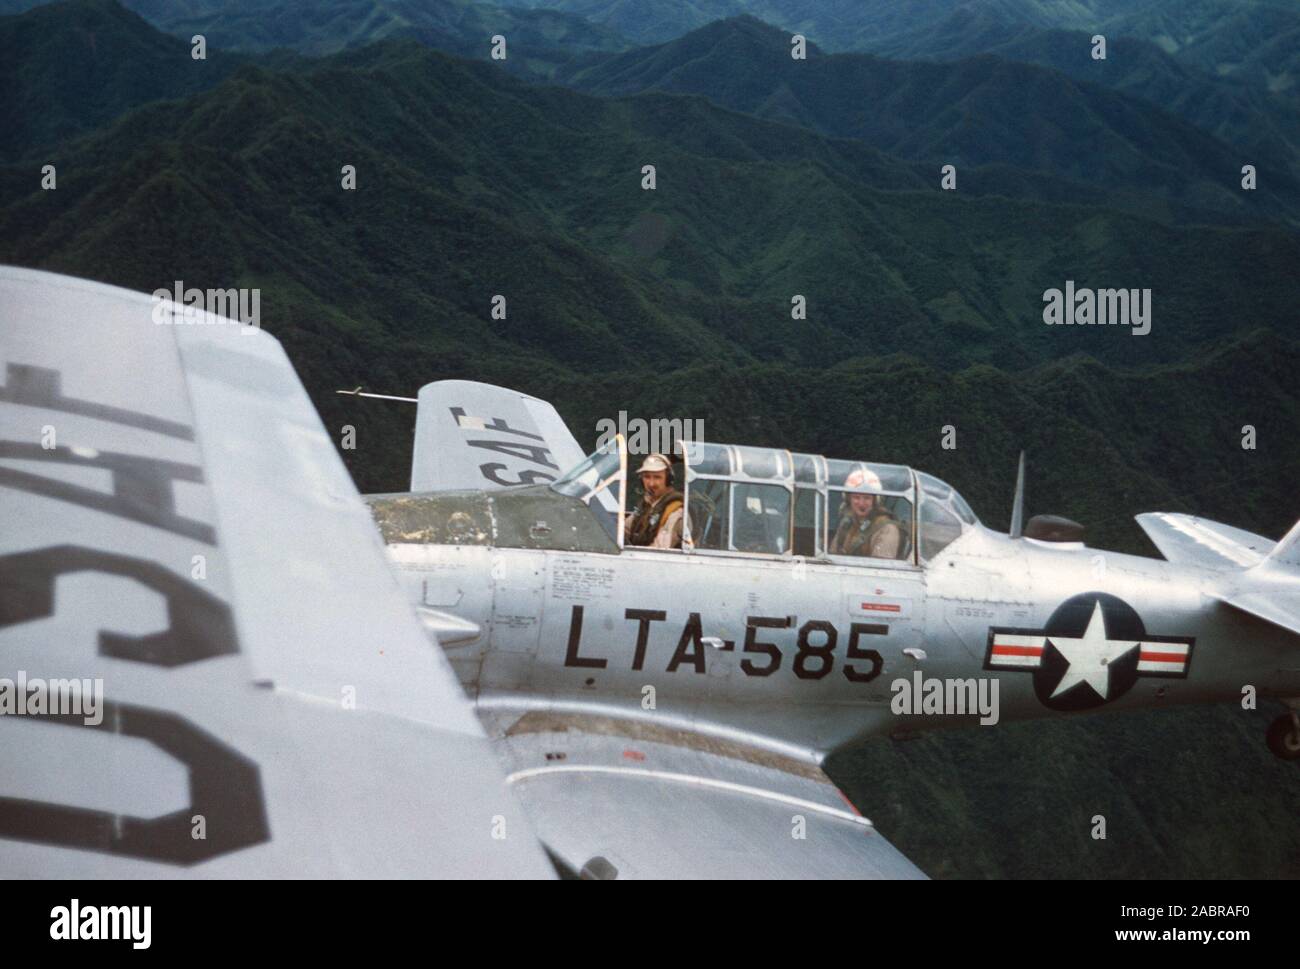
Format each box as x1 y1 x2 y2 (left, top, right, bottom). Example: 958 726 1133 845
549 435 625 537
915 470 979 560
550 436 979 565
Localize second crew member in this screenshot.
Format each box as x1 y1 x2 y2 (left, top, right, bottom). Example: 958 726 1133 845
830 467 903 559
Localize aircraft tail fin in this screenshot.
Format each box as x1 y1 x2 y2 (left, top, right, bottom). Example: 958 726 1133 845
411 380 588 492
1203 516 1300 638
1258 517 1300 573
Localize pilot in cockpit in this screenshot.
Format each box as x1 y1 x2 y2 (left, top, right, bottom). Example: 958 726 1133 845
830 467 903 559
624 453 684 549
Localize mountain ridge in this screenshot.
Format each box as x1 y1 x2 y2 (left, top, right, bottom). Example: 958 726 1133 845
555 16 1300 225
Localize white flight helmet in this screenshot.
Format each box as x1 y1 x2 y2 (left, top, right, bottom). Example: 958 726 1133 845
844 466 883 493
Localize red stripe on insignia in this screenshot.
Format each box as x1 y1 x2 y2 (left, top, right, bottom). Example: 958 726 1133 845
993 644 1043 657
1140 650 1185 664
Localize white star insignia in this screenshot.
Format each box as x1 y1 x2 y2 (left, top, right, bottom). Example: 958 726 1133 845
1046 600 1139 700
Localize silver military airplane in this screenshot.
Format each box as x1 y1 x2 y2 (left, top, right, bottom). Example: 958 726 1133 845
3 266 1299 880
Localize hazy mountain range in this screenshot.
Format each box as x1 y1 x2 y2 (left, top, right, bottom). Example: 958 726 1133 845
512 0 1300 95
555 16 1300 224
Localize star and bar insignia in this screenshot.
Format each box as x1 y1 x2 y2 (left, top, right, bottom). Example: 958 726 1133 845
985 592 1194 711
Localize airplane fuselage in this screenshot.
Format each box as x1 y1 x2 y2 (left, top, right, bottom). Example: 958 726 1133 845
378 513 1300 760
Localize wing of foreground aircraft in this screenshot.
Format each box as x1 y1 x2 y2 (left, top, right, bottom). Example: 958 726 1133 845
479 708 926 879
0 267 554 878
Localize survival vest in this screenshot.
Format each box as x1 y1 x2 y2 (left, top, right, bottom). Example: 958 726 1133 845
832 508 903 558
626 488 684 547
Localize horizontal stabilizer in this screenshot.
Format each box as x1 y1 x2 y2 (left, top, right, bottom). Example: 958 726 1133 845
1135 513 1274 571
1209 515 1300 637
1211 589 1300 639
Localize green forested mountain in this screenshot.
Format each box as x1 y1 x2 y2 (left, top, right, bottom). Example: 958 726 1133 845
514 0 1300 177
1091 0 1300 93
13 0 1293 188
150 0 628 65
508 0 1300 82
3 26 1295 542
555 17 1300 225
2 0 1299 879
0 0 630 60
0 0 247 161
12 3 1290 228
12 0 1300 91
860 9 1300 184
5 38 1297 383
506 0 747 45
830 695 1300 879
